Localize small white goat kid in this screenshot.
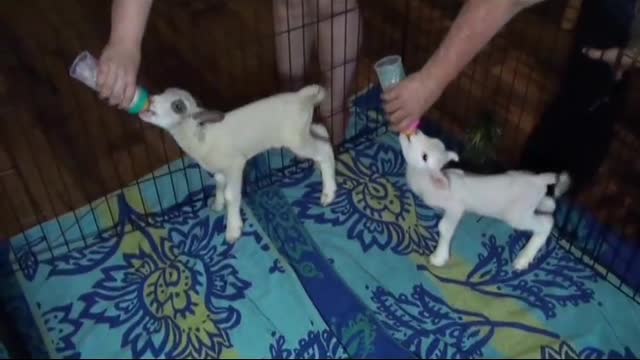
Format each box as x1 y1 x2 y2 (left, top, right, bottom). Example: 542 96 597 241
399 131 570 270
138 85 337 243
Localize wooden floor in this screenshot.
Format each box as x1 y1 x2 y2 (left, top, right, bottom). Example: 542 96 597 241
1 0 638 243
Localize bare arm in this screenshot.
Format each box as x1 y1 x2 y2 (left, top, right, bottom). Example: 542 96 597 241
420 0 544 91
97 0 154 109
108 0 154 49
383 0 545 132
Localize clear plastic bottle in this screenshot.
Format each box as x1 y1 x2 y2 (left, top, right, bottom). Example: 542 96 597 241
374 55 419 135
69 51 149 115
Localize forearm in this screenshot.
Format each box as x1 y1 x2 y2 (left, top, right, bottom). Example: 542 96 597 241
109 0 154 48
419 0 544 91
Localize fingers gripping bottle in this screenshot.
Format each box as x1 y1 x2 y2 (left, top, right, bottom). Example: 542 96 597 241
69 51 150 115
374 55 420 137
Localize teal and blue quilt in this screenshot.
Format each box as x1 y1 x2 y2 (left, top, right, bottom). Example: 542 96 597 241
1 87 639 359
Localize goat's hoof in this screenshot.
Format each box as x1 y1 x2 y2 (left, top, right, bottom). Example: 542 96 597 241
225 223 243 244
429 252 449 267
212 199 225 212
321 187 336 206
320 185 336 206
513 255 532 271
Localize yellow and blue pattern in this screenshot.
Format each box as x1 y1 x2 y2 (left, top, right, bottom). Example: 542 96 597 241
0 86 639 359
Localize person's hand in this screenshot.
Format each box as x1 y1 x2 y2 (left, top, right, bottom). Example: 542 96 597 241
382 70 442 133
97 42 141 109
582 46 639 80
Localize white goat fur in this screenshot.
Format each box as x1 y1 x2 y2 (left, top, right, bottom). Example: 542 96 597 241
138 85 336 243
399 131 570 270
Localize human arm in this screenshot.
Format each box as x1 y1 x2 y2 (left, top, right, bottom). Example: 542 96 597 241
383 0 545 132
97 0 154 109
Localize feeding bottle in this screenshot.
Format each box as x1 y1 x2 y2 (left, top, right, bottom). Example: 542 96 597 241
69 51 150 115
374 55 420 136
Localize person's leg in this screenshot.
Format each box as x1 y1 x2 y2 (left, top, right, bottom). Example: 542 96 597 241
317 0 361 146
273 0 318 91
519 50 624 197
255 0 316 175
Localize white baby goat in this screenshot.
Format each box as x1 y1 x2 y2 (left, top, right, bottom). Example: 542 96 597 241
138 85 337 243
399 131 570 270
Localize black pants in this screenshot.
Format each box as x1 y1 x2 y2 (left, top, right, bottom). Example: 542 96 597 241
519 53 629 196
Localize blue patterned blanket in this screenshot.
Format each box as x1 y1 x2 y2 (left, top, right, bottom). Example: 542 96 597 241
0 342 8 359
1 87 639 359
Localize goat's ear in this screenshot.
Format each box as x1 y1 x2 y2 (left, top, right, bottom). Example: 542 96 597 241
430 171 450 190
447 151 459 163
193 110 225 126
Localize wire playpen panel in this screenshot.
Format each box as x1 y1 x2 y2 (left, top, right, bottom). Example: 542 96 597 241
1 0 639 307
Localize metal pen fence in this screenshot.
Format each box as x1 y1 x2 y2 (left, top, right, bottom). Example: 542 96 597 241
0 0 638 304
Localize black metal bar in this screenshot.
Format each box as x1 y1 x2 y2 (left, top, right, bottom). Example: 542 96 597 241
353 0 363 136
48 81 120 242
37 1 129 240
69 0 159 220
0 178 47 275
160 10 199 205
329 0 335 140
343 0 349 143
301 0 308 84
512 21 545 150
17 100 92 249
2 112 75 253
0 176 52 270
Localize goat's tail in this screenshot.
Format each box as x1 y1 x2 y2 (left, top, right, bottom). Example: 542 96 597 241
297 84 326 107
310 123 331 143
539 171 571 198
553 171 571 198
538 172 558 186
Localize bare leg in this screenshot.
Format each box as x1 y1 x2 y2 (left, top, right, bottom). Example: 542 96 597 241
317 0 361 145
430 208 464 267
212 173 226 212
273 0 318 91
512 214 554 270
223 162 246 243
